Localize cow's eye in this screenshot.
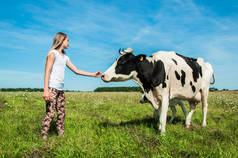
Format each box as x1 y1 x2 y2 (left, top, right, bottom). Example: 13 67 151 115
118 59 128 65
118 61 124 65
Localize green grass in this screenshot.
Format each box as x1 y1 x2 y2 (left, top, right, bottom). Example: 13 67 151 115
0 91 237 157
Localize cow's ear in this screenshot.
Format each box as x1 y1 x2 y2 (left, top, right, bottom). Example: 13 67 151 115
136 54 146 62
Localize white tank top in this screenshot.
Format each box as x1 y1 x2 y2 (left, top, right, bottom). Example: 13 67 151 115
48 49 69 90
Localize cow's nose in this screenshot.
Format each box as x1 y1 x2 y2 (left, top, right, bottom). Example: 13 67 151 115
101 74 105 80
140 99 144 104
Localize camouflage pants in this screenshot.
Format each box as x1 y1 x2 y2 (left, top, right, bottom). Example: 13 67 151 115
41 88 66 136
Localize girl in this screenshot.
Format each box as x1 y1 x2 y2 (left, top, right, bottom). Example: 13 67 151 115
42 32 101 139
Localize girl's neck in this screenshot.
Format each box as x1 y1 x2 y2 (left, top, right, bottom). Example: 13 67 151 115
56 48 64 55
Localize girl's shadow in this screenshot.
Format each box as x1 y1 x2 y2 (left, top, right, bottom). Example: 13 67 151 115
48 121 58 135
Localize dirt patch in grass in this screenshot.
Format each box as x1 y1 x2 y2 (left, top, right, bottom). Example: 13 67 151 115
207 128 231 142
0 100 7 108
178 150 200 158
145 137 161 148
187 124 200 132
24 99 37 105
27 143 52 158
213 115 226 121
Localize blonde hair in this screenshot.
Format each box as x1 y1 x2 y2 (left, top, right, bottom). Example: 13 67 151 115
49 32 67 54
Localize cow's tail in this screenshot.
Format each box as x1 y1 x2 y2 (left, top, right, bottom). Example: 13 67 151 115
205 62 215 84
210 73 215 84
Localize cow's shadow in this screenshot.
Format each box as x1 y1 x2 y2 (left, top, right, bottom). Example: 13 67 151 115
100 117 159 132
99 116 185 133
169 116 185 124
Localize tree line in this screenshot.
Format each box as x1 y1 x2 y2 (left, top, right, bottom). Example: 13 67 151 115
94 87 143 92
0 88 44 92
0 88 79 92
0 87 231 92
94 87 222 92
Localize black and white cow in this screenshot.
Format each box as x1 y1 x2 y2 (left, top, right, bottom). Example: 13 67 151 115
140 94 187 123
101 48 215 134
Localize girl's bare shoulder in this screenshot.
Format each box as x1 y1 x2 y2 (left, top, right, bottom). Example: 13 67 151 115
47 49 57 56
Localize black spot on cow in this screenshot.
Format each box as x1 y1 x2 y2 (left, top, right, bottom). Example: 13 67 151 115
175 71 180 80
181 70 186 87
176 53 202 82
167 75 169 80
115 53 137 75
175 70 186 87
163 82 167 88
189 81 196 93
172 58 177 65
151 60 167 88
136 59 167 92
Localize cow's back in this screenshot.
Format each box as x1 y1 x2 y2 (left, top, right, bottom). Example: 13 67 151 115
151 51 212 101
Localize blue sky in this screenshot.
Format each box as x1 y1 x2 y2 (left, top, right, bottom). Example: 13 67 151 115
0 0 238 91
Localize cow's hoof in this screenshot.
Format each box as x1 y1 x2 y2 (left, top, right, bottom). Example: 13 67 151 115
160 132 165 136
185 125 190 128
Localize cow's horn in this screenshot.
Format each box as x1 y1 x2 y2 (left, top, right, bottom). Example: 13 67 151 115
119 48 124 55
119 48 133 55
124 48 133 53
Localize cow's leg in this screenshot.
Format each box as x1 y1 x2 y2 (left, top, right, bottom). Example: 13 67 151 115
185 101 196 128
169 105 176 123
153 109 160 120
144 91 159 110
202 90 209 126
178 100 187 121
159 95 169 134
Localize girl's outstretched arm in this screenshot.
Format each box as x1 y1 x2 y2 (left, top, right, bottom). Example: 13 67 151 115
67 60 101 77
43 54 55 101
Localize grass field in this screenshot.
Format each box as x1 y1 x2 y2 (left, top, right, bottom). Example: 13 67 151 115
0 91 237 157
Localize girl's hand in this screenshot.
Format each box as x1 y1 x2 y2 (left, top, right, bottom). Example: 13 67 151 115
94 72 102 77
43 90 50 101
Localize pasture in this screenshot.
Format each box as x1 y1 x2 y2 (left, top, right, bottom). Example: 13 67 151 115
0 91 237 157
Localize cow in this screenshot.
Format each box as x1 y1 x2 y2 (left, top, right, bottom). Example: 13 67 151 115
101 48 215 134
140 94 187 123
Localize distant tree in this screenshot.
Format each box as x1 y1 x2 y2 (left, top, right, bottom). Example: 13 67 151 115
0 88 81 92
209 87 218 92
94 87 143 92
0 88 44 92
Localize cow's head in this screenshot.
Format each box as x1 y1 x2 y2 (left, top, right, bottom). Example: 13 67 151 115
101 48 146 82
140 94 149 104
